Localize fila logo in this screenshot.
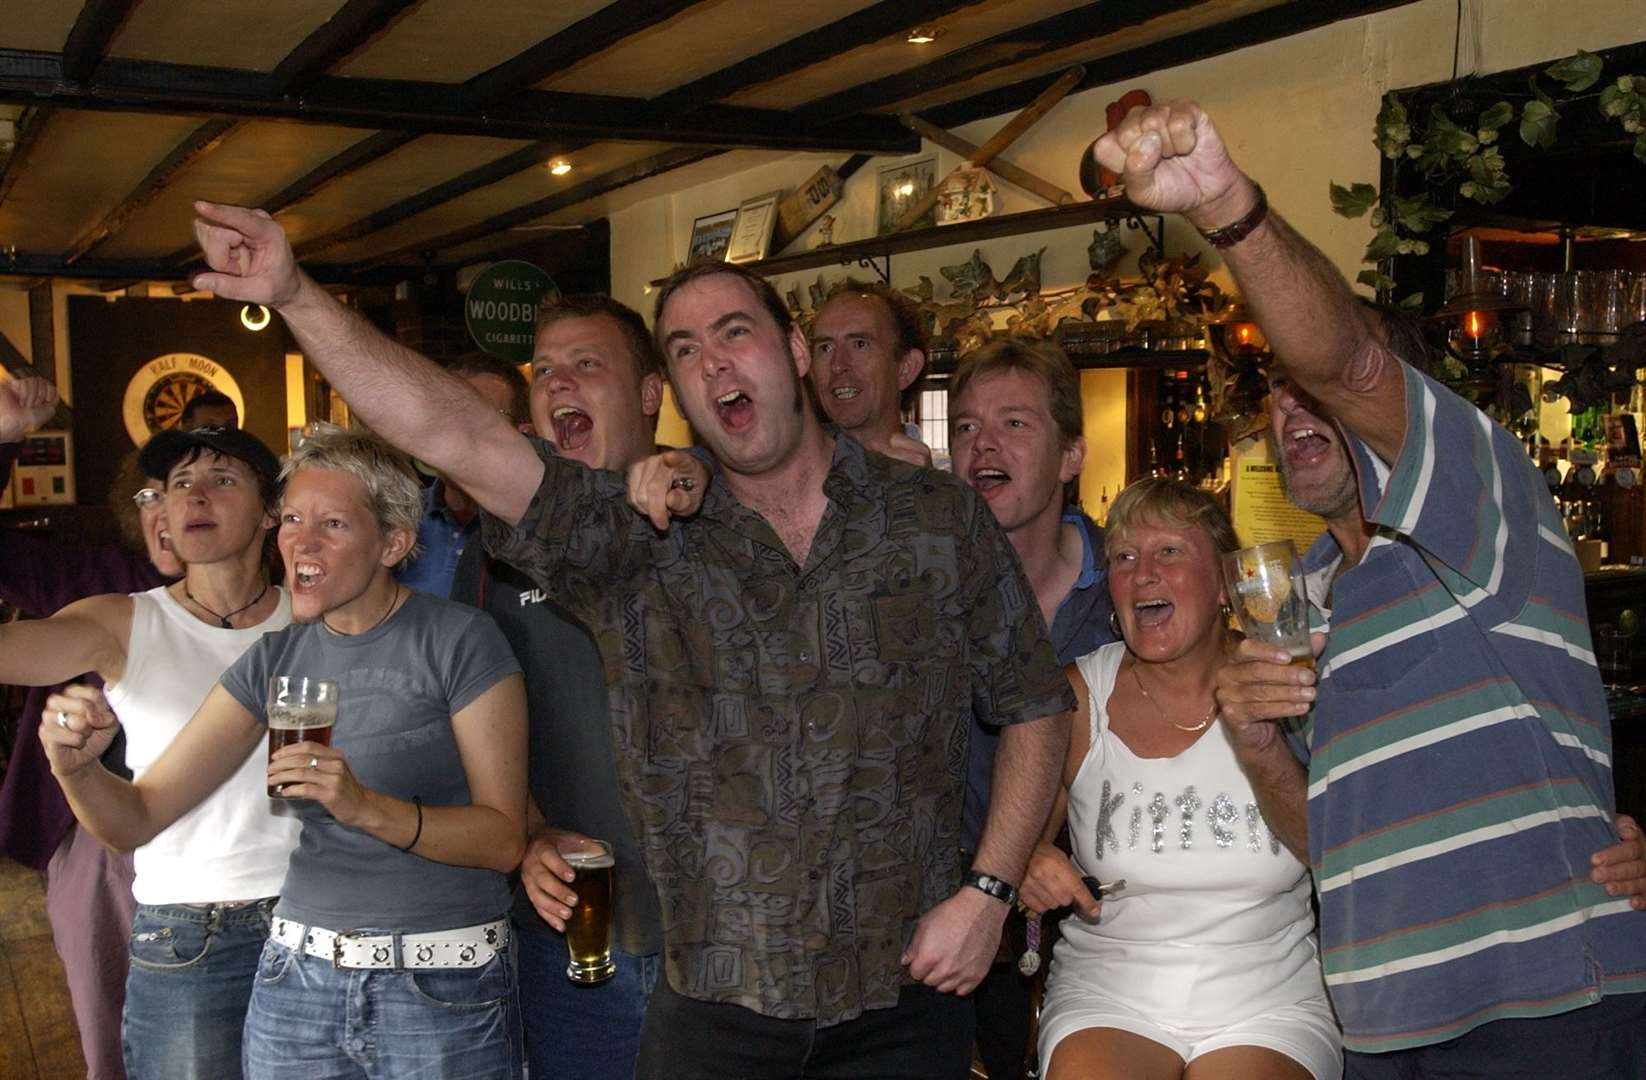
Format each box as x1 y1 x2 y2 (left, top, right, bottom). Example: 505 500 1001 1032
518 588 548 607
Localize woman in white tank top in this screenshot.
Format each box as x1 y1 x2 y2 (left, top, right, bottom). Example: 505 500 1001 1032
1021 479 1341 1080
1 426 295 1080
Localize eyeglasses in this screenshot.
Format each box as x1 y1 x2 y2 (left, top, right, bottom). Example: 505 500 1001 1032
132 488 164 509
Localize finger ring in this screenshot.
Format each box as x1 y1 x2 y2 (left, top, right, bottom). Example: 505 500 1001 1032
669 476 695 492
56 710 69 728
307 756 319 770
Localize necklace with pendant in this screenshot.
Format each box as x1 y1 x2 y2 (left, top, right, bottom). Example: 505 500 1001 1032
323 584 403 637
184 578 268 629
1130 659 1215 733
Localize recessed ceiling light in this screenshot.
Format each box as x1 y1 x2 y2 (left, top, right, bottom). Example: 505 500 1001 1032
906 26 943 44
549 160 573 176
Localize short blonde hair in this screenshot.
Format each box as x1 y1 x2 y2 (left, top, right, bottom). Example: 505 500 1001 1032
280 424 423 563
1104 477 1238 562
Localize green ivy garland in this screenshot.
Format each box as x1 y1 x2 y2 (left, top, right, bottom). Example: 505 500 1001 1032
1330 50 1646 311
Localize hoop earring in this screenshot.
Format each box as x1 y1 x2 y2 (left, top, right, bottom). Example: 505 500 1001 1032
1108 610 1123 640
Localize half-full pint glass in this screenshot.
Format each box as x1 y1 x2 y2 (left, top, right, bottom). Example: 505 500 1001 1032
266 676 338 798
561 837 616 983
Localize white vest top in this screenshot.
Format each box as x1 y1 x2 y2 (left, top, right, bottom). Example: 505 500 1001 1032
105 585 299 905
1055 643 1321 1023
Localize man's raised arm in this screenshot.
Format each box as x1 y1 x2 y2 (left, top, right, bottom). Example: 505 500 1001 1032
191 201 543 525
1091 102 1407 463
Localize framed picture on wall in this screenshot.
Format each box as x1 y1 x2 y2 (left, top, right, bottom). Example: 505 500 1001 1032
725 191 783 264
687 209 738 265
877 157 936 234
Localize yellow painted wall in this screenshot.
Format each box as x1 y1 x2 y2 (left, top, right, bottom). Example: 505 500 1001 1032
1079 369 1127 517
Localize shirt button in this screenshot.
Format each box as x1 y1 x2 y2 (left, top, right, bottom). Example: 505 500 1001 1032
799 650 811 663
808 868 822 882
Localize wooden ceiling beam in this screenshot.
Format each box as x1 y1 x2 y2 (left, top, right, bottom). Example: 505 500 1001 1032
919 0 1424 131
0 53 915 151
653 0 989 110
0 105 52 211
63 116 237 264
269 0 424 92
64 3 427 265
291 139 590 258
59 0 138 85
0 251 415 286
796 0 1204 124
362 146 724 269
462 0 712 107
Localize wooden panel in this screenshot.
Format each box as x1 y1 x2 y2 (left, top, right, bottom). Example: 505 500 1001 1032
322 142 673 262
335 0 611 81
0 111 206 255
273 134 535 245
722 0 1092 109
106 0 346 73
96 121 372 258
3 0 87 52
890 0 1283 115
544 0 880 99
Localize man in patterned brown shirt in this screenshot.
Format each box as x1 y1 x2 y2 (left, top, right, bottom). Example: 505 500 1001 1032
192 205 1074 1079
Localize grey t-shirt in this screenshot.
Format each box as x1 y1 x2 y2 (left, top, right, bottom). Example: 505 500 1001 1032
221 589 521 933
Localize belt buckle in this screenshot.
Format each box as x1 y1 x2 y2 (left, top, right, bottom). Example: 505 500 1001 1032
332 929 394 970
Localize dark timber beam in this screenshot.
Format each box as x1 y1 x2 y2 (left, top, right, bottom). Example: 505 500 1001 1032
75 2 425 263
59 0 137 85
653 0 988 110
920 0 1425 131
796 0 1206 125
0 251 414 287
291 139 590 258
363 146 723 268
0 53 917 151
0 105 51 210
269 0 422 90
463 0 710 106
63 117 237 263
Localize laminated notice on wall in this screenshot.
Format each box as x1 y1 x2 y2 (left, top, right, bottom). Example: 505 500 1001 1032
1230 441 1327 551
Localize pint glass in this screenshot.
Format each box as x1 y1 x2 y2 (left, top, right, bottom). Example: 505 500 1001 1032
560 837 616 984
1221 540 1315 669
266 676 338 798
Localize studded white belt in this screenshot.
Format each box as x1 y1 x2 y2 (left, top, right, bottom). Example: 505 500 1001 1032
270 916 508 970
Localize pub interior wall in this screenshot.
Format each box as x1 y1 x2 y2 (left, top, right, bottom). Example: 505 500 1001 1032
605 0 1646 501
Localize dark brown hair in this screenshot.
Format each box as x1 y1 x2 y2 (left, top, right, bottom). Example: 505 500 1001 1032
818 278 930 411
652 262 795 352
446 350 529 422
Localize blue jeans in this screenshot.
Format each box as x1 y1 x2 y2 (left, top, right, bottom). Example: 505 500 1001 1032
516 927 659 1080
122 899 275 1080
242 935 523 1079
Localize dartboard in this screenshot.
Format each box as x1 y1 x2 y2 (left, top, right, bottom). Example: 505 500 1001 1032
144 373 216 431
121 353 246 446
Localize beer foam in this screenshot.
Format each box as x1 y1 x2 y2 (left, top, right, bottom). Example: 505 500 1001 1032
564 850 615 870
267 704 337 729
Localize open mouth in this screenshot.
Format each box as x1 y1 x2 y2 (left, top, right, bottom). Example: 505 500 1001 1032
293 562 325 590
715 389 754 431
551 406 593 452
830 385 861 401
970 466 1010 492
1133 598 1174 628
157 527 173 553
1284 426 1333 467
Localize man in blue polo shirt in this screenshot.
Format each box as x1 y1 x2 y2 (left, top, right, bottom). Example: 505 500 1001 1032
1092 99 1646 1077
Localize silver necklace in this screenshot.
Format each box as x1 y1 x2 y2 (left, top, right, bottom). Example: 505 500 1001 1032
1130 659 1215 733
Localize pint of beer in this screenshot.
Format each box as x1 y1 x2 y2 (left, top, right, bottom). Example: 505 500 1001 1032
560 837 616 984
266 676 338 798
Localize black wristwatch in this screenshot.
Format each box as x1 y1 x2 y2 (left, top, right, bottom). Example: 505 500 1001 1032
963 870 1018 907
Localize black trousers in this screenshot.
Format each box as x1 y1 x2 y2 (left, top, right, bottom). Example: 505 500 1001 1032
1343 991 1646 1080
636 979 976 1080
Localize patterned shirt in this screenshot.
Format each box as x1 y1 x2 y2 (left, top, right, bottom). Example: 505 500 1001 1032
483 434 1073 1025
1294 363 1646 1052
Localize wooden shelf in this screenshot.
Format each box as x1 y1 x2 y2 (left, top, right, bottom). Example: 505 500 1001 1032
649 193 1159 284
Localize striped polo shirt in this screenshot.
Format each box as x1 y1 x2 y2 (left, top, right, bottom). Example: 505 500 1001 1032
1294 363 1646 1052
